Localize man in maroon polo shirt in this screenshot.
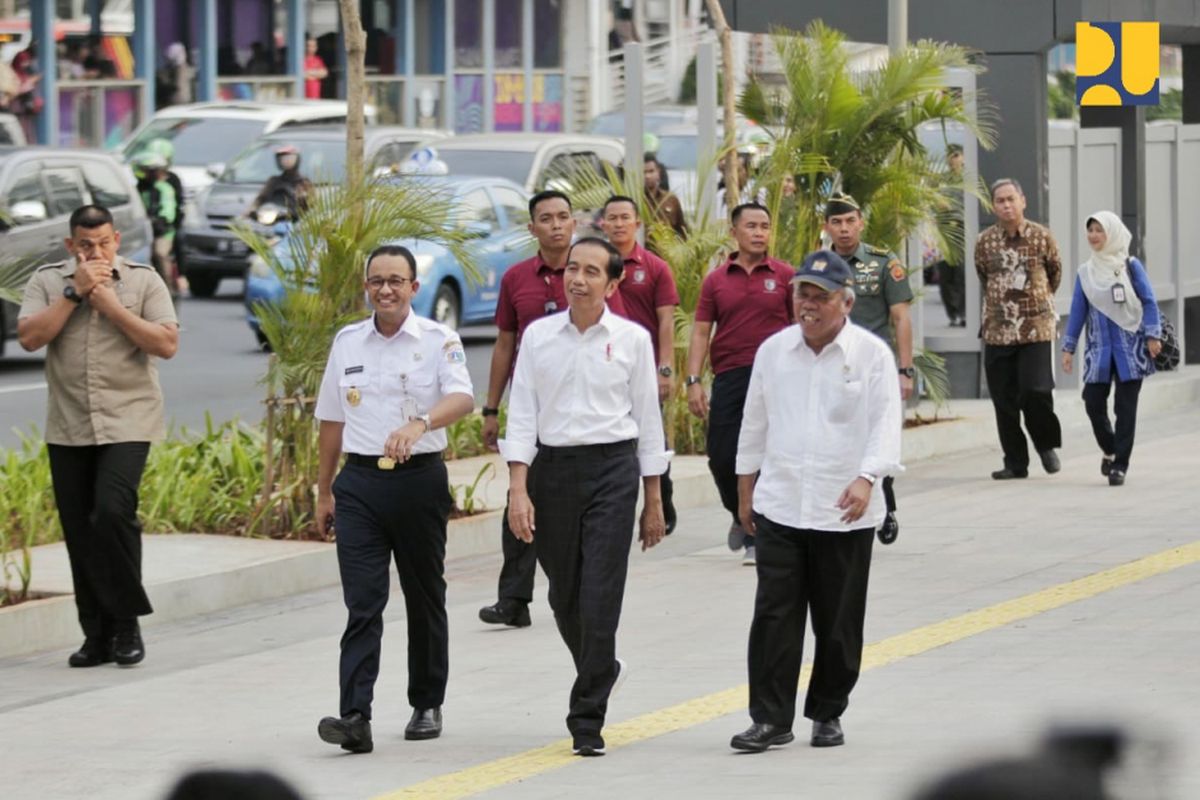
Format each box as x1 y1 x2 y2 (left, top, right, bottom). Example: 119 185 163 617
601 195 681 532
686 202 794 565
478 190 627 628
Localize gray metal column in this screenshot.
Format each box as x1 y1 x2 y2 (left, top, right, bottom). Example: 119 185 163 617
1081 105 1146 258
1182 44 1200 124
887 0 906 52
976 53 1049 224
445 0 456 131
401 0 416 125
88 0 103 36
522 0 534 131
32 1 57 145
483 0 495 131
133 0 154 117
623 42 644 197
696 39 718 223
197 0 218 101
287 0 305 98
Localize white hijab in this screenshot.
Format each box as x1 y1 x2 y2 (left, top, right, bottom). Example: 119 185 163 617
1079 210 1142 332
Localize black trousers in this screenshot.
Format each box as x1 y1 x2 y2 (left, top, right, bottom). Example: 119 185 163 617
1082 372 1143 472
47 442 153 640
983 341 1063 471
748 515 874 728
497 461 540 604
936 261 965 322
332 456 453 719
707 365 753 538
532 441 640 738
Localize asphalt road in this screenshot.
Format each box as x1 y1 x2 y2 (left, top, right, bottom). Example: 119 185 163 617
0 279 497 449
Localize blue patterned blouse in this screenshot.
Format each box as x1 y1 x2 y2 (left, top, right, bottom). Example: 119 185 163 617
1062 257 1162 384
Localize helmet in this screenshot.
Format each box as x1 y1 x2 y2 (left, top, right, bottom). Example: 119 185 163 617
131 151 168 170
145 138 175 166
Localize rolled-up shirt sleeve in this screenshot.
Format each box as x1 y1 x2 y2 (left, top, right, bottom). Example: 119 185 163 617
629 328 670 476
859 342 903 479
735 341 769 475
498 327 540 466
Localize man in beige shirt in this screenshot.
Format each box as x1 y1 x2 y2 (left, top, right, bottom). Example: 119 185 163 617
18 205 178 668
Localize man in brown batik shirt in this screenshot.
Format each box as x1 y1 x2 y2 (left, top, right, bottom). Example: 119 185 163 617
974 178 1063 480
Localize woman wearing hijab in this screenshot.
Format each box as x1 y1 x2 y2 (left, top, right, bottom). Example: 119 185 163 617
1061 211 1163 486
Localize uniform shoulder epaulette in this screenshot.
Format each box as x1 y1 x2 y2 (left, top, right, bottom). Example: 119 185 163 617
865 244 891 257
333 318 371 342
34 261 67 272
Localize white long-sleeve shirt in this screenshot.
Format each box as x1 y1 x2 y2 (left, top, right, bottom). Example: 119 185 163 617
736 320 903 531
499 307 670 476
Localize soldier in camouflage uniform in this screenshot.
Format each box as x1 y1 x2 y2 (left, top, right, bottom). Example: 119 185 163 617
974 178 1063 480
824 194 913 545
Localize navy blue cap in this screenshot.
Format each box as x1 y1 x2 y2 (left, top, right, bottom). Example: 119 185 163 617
790 249 854 293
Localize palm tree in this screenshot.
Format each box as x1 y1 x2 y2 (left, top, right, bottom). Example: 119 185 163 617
740 21 995 265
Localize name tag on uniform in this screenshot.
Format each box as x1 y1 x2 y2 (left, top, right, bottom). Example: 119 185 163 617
344 365 364 375
1011 268 1027 292
1112 284 1127 304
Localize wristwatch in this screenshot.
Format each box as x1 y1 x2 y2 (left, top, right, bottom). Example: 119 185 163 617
898 366 916 379
858 472 878 485
481 406 500 417
658 365 674 378
63 285 83 304
416 413 432 433
685 374 702 387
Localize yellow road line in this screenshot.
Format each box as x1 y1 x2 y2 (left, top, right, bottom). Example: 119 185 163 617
376 540 1200 800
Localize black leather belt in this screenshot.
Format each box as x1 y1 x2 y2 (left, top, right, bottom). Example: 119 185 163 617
538 440 637 460
346 452 442 471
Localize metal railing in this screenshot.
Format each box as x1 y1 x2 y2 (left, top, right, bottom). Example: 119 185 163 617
57 79 145 149
363 75 449 129
214 76 298 102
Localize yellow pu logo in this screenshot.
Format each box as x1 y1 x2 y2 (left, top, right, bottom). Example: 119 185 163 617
1076 22 1160 106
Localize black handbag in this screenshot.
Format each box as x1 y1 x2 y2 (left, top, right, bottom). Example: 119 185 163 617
1154 314 1181 372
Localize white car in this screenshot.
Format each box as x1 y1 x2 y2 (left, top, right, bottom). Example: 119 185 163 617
119 100 378 198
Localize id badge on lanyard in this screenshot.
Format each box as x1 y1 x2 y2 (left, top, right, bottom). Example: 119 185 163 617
1112 284 1127 304
399 374 420 422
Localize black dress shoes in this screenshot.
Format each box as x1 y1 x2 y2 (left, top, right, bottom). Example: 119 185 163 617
1100 456 1114 476
664 497 678 535
991 467 1028 480
1038 449 1061 474
478 599 531 628
318 712 373 753
1109 469 1126 486
112 624 145 667
877 512 899 545
730 723 795 752
68 638 113 668
405 707 443 740
811 718 845 747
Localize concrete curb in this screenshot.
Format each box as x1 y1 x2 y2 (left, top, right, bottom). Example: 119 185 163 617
4 367 1197 660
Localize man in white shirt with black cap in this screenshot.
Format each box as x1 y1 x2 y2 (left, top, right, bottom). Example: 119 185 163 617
730 249 902 754
313 244 474 754
501 236 669 758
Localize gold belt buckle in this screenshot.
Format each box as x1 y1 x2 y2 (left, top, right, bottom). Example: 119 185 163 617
376 456 396 470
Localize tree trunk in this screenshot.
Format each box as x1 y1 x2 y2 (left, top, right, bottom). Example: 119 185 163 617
703 0 740 202
338 0 367 189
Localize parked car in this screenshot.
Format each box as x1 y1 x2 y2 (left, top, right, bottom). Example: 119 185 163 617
243 174 531 346
587 105 700 138
430 133 623 235
119 100 377 199
0 113 26 146
0 146 151 355
180 124 448 298
654 123 774 214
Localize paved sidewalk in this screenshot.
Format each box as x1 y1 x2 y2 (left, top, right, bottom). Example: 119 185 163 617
4 400 1200 800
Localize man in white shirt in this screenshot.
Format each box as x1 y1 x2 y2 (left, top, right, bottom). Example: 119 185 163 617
501 237 670 758
312 245 475 754
730 249 902 754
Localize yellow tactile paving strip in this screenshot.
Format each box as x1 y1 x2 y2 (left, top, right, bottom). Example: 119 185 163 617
375 540 1200 800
